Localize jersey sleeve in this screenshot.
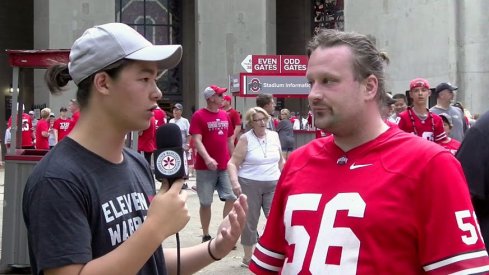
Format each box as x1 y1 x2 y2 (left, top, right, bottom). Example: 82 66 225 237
250 166 289 274
24 177 92 271
397 113 410 133
432 114 447 143
416 151 489 274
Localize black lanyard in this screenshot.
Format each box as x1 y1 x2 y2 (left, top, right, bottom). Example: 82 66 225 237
407 107 435 137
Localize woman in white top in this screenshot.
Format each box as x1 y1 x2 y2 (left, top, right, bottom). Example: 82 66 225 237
228 106 284 267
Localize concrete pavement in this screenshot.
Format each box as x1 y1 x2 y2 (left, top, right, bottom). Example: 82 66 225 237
0 167 264 274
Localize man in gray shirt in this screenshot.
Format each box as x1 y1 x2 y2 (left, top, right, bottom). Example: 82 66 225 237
430 82 466 141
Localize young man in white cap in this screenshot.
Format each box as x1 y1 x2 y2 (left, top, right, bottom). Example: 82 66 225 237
169 103 191 189
23 23 247 275
190 85 237 243
169 103 190 153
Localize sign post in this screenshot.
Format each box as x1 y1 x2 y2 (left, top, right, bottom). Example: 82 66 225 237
239 54 309 97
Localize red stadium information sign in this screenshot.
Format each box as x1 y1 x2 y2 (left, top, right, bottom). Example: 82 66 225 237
241 55 308 75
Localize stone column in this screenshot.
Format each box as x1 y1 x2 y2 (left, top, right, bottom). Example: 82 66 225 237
195 0 276 110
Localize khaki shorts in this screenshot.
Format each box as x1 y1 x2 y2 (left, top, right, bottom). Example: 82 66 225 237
195 169 237 206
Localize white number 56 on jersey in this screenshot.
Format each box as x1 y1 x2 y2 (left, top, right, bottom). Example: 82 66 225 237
284 193 365 275
283 193 482 275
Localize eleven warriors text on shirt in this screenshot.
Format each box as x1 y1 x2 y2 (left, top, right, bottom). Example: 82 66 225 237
23 138 165 274
249 127 489 275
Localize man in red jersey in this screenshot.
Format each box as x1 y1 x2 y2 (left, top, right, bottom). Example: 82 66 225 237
7 105 34 149
397 78 446 143
190 85 237 243
221 95 242 144
153 105 166 129
438 112 461 155
66 98 80 134
249 29 489 274
138 115 156 164
53 106 71 141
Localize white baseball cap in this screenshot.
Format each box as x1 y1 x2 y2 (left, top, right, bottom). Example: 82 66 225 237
68 22 183 84
203 85 227 99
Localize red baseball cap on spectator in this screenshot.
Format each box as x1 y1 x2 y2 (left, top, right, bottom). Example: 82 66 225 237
203 85 227 99
409 78 430 90
223 95 232 102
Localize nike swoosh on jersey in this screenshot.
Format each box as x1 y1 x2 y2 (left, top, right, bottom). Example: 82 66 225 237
349 163 373 170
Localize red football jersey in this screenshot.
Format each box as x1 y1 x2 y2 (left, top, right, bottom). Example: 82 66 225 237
153 107 166 129
250 127 489 274
53 117 71 141
440 138 461 155
8 113 33 148
138 116 156 153
398 108 446 143
225 107 241 145
67 111 80 134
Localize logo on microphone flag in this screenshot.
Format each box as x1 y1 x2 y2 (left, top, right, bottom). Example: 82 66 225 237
156 151 182 176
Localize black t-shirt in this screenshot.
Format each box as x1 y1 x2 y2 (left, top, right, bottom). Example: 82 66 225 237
456 110 489 250
23 137 166 275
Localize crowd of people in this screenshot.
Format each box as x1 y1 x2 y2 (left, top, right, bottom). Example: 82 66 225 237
2 22 486 275
3 101 80 152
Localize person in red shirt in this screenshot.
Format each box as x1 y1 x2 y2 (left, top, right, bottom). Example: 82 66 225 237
66 98 80 134
153 106 166 129
35 108 51 150
7 107 34 149
249 29 489 274
53 106 71 141
222 95 242 145
190 85 237 243
397 78 446 143
438 112 461 155
138 115 156 164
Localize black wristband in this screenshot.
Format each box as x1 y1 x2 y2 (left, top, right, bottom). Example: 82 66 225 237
207 238 222 261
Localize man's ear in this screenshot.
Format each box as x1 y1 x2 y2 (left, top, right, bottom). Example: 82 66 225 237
93 72 111 96
364 74 378 100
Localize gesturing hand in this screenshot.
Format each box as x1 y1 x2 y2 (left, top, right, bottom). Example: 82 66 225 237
211 194 248 258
